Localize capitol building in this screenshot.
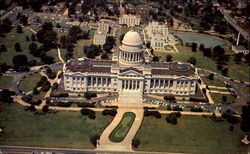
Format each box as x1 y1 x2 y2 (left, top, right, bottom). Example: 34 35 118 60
63 30 198 96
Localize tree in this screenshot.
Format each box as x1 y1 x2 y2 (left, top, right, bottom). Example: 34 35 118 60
132 138 140 148
213 45 225 58
199 43 205 51
207 73 214 80
42 105 49 112
0 44 7 52
16 25 23 33
90 135 100 147
222 95 227 103
146 42 151 48
103 43 113 53
187 57 196 65
152 56 159 62
203 48 212 57
68 26 84 41
31 34 37 41
241 105 250 133
0 89 15 103
165 54 172 62
84 92 97 100
19 15 28 25
29 43 38 54
166 113 177 125
164 95 176 102
26 36 30 41
101 52 109 59
222 67 228 76
0 63 10 73
12 55 28 71
14 43 22 52
32 88 40 95
234 53 243 64
83 45 103 59
191 42 197 52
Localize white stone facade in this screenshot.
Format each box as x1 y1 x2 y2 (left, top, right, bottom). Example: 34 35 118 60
64 30 198 96
93 32 107 45
145 21 169 50
93 21 109 45
119 14 140 27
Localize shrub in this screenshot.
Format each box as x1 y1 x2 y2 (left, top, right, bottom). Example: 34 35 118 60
132 138 140 148
90 135 100 147
189 97 208 103
190 107 203 112
25 104 36 112
222 112 238 124
58 72 63 78
81 109 96 119
51 82 59 91
164 95 176 102
42 105 49 112
102 109 117 116
84 92 97 100
166 113 177 125
173 106 183 111
77 102 95 107
144 110 162 118
56 101 72 107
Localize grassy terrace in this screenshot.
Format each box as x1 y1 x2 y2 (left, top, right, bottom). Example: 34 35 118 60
210 93 236 104
154 44 250 82
201 76 226 87
0 75 13 87
19 72 42 92
135 115 246 153
0 29 41 66
0 103 113 149
109 112 135 142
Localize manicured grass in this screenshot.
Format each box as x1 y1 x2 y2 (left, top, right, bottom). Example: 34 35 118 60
0 103 113 149
73 39 93 58
134 115 246 153
210 93 235 104
109 112 135 142
201 76 226 87
0 29 41 66
120 27 130 36
154 44 250 82
19 73 42 92
0 75 13 87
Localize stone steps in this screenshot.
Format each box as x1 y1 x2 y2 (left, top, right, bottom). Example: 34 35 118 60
118 90 142 104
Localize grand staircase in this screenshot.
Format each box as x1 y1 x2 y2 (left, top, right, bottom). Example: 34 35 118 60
118 90 143 104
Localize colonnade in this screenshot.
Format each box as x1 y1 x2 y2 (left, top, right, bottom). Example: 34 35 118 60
88 76 111 86
150 79 172 89
120 51 142 62
122 80 140 90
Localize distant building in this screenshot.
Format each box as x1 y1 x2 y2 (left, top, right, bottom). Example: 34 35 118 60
145 21 169 50
119 14 140 27
232 45 249 55
93 21 110 45
80 22 89 32
98 21 109 34
94 31 107 45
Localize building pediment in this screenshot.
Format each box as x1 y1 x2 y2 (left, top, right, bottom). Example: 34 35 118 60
120 67 143 76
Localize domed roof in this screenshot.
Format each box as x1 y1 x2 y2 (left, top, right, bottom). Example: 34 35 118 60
122 30 142 46
72 58 91 67
170 63 191 72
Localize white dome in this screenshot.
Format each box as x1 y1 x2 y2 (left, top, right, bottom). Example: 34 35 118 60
122 31 142 46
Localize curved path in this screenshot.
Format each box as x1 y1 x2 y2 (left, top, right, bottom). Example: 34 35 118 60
96 91 144 152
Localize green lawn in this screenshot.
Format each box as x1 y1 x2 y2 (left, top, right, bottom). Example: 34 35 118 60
19 73 42 92
73 39 93 59
0 103 113 149
210 93 236 104
109 112 135 142
120 27 130 36
154 44 250 82
201 76 226 87
134 115 246 153
0 29 41 66
0 75 13 87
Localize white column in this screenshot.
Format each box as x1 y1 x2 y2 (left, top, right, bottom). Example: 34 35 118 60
168 80 170 88
153 79 156 88
91 77 93 86
135 80 138 89
101 77 103 86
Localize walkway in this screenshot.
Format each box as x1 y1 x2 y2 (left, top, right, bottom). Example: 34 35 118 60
96 91 144 152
